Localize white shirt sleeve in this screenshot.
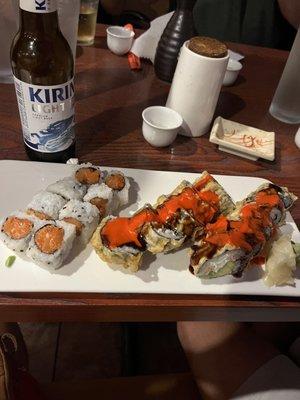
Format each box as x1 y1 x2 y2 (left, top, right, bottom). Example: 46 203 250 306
232 355 300 400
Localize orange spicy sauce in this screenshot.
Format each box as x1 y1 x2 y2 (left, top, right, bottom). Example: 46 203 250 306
205 191 281 252
101 208 159 249
101 175 220 250
157 187 217 225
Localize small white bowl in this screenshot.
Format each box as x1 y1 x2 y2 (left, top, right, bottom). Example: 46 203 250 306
106 26 135 56
142 106 183 147
223 59 243 86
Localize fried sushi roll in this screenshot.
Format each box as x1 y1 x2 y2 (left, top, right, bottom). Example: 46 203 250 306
47 178 87 201
0 212 40 253
27 191 67 220
74 163 102 186
190 184 297 279
59 200 99 245
105 170 130 207
83 183 116 218
26 221 76 269
146 173 234 253
91 205 157 272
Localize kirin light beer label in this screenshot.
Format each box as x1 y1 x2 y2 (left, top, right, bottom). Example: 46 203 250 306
14 77 75 153
20 0 57 13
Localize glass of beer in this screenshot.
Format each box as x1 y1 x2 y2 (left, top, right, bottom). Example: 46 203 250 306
77 0 99 46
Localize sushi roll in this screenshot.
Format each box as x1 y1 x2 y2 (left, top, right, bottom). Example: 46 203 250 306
59 200 100 245
74 163 102 186
83 183 116 218
190 184 297 279
105 170 130 207
47 178 87 201
192 171 235 216
0 211 40 253
26 220 76 269
26 191 67 220
141 221 185 254
91 206 157 272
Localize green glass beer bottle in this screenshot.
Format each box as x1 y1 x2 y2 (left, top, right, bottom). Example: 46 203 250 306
11 0 75 163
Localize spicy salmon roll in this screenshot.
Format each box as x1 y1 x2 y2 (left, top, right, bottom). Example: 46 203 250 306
105 170 129 207
59 200 100 245
26 221 76 269
74 163 102 186
26 191 67 220
47 178 87 201
83 183 116 218
0 212 40 253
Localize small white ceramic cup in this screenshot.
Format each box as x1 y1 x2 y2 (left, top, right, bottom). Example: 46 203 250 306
223 59 243 86
106 26 135 56
142 106 183 147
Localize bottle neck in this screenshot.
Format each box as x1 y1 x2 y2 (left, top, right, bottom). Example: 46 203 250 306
19 0 59 34
176 0 196 11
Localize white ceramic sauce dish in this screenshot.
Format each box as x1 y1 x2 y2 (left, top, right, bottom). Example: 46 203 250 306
223 59 243 86
142 106 183 147
106 26 135 56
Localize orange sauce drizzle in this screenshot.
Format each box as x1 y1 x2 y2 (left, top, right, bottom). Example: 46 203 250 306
205 189 282 253
101 174 220 250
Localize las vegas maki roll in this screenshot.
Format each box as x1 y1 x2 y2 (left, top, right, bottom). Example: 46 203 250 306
190 183 297 279
91 206 157 272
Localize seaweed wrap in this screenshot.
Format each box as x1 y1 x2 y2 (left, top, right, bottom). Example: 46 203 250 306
26 220 76 269
74 163 102 186
190 183 297 279
0 211 41 253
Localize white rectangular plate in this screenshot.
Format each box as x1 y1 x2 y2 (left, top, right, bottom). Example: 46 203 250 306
0 160 299 296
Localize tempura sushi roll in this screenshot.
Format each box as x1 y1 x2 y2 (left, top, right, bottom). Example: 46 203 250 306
26 221 76 269
105 170 129 207
190 184 297 279
91 206 157 272
74 163 102 186
59 200 100 245
141 222 185 254
0 212 40 253
26 191 67 220
47 178 87 201
83 183 116 218
192 171 235 216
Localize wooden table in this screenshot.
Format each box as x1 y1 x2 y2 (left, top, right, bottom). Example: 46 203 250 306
0 25 299 321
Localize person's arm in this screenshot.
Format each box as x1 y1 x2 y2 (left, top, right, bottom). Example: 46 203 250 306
177 322 279 400
278 0 300 29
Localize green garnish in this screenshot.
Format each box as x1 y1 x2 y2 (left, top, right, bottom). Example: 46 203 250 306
5 256 16 268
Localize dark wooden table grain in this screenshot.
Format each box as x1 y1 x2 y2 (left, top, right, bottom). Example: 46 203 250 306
0 25 299 321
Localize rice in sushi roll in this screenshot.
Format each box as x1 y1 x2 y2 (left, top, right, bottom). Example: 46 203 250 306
74 163 102 186
0 211 40 253
59 200 100 244
83 183 116 218
26 220 76 269
190 183 297 279
91 216 144 273
105 170 129 207
27 191 67 220
47 178 87 201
